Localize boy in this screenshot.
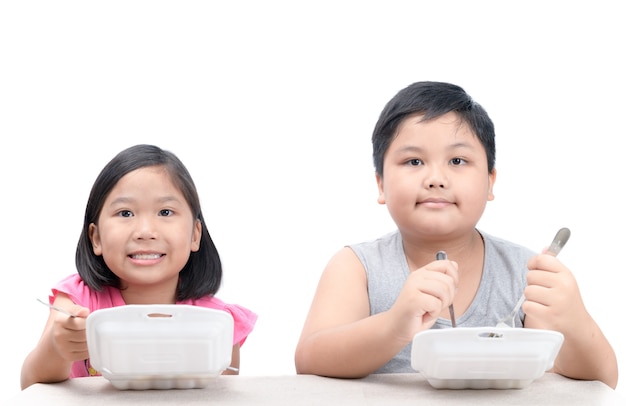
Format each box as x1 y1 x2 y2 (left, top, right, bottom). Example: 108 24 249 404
294 81 617 389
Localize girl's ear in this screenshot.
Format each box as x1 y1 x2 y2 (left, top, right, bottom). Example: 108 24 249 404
88 223 103 255
191 219 202 252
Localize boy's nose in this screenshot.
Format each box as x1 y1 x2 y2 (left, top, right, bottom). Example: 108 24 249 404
428 182 445 189
424 165 448 189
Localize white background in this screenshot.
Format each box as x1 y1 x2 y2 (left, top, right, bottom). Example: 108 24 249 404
1 1 624 402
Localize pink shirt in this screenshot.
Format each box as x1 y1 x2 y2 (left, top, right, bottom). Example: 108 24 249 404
50 273 257 378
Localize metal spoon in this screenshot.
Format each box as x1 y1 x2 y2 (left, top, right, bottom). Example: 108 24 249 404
496 227 571 328
436 251 456 327
37 298 79 318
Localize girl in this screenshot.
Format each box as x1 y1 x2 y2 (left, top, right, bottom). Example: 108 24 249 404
21 144 257 389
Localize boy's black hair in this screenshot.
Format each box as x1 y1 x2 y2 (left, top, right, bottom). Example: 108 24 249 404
372 81 496 176
75 144 222 300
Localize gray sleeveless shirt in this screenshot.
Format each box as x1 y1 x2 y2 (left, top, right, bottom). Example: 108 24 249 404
348 229 535 373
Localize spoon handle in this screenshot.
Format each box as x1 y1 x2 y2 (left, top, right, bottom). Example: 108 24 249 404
548 227 571 256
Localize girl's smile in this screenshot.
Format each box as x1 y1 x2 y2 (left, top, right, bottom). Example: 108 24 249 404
88 165 201 301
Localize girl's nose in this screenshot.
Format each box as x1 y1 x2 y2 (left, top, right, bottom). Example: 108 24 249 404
134 217 158 240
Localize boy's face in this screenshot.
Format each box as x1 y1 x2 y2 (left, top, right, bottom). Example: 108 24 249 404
376 111 495 240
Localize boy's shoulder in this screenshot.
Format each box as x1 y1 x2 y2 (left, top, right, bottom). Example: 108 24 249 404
479 229 537 259
348 230 401 250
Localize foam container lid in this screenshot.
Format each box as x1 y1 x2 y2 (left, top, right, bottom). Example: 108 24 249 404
86 304 234 390
410 327 564 389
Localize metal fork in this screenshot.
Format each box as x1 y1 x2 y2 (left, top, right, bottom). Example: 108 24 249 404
436 251 456 327
37 298 79 318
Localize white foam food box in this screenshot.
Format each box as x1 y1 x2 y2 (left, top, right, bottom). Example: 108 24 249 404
411 327 564 389
86 304 234 390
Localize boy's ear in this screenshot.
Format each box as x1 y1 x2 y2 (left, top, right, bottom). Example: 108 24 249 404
487 168 497 201
376 172 386 205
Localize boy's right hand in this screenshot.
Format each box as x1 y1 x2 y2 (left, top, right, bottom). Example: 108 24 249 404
390 259 458 340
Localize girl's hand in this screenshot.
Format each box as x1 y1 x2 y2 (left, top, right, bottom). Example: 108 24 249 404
389 259 458 341
49 303 91 363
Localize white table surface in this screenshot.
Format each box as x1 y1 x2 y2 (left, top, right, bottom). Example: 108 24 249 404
5 373 624 406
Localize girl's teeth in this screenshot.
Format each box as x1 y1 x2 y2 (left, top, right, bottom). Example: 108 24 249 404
132 254 161 259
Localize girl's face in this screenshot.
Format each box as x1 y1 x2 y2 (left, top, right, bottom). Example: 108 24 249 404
89 166 201 302
376 111 496 242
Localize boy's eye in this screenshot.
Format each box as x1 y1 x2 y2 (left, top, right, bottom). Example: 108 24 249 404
450 158 466 166
118 210 133 218
408 159 423 166
159 209 173 217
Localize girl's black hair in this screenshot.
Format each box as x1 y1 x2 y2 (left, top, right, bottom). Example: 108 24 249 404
75 144 222 300
372 81 496 176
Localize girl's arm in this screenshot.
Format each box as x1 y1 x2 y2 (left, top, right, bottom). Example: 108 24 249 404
222 343 241 375
20 294 90 389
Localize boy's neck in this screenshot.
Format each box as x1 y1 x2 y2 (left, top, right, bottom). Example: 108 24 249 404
401 228 484 269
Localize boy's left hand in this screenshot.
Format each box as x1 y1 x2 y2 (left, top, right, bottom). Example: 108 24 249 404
523 253 589 333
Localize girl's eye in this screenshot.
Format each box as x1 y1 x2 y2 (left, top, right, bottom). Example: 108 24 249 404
450 158 466 166
118 210 133 218
159 209 173 217
408 159 423 166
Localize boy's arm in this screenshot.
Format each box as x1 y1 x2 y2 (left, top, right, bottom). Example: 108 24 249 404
524 254 618 389
295 247 457 378
294 248 402 377
551 314 617 388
